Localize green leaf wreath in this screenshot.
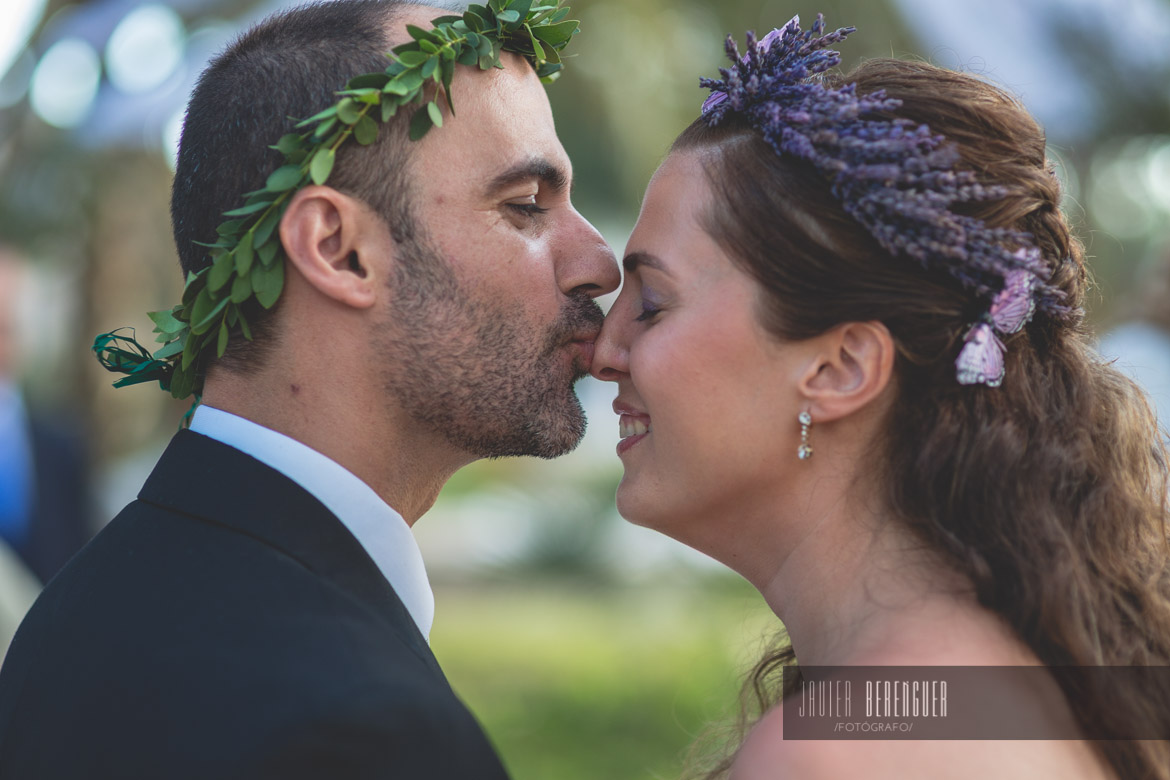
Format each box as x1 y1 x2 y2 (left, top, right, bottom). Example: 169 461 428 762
94 0 579 402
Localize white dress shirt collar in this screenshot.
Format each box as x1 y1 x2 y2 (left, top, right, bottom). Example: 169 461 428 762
189 405 434 640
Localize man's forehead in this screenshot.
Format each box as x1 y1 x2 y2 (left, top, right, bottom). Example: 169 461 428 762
408 48 570 192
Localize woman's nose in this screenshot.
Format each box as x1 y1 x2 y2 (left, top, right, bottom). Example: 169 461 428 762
590 307 628 382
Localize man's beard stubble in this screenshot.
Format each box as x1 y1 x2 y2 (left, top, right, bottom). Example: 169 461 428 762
376 228 604 460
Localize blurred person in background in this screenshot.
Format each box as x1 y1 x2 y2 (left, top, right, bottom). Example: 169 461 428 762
1098 249 1170 447
0 536 40 666
0 246 91 587
592 16 1170 780
0 1 616 778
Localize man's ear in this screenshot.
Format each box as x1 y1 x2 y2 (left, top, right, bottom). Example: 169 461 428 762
797 321 895 422
279 185 380 309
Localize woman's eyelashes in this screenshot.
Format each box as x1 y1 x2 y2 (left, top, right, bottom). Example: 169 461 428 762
635 288 666 322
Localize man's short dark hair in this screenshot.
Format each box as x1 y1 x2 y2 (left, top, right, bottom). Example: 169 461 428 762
171 0 441 369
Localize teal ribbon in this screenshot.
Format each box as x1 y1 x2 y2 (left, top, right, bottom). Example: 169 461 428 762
92 329 174 392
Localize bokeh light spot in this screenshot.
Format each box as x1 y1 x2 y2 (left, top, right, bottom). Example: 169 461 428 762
105 4 186 95
29 38 101 129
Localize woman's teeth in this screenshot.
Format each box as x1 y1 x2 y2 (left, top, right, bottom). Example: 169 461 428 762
619 415 650 439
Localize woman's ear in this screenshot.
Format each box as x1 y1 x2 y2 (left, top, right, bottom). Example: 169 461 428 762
279 185 380 310
797 321 895 422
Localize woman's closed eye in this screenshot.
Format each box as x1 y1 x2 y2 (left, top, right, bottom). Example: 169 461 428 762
635 288 666 322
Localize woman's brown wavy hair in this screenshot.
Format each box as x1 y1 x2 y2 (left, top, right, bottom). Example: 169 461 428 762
675 59 1170 780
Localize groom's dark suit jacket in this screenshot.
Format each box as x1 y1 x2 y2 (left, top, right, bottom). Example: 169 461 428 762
0 430 510 780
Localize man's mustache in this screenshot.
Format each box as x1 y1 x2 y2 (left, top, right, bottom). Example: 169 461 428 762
547 293 605 350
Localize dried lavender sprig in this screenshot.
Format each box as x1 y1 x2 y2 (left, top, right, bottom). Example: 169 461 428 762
698 14 1071 320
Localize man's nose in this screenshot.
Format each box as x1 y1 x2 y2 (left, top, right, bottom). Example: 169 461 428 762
557 210 621 298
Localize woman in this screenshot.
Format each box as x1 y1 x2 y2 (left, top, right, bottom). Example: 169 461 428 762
591 16 1170 780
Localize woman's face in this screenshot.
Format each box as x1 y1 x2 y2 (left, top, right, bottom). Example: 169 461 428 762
591 151 810 552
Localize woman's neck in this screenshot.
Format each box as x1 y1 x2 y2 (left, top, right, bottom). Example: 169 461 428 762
756 500 1035 668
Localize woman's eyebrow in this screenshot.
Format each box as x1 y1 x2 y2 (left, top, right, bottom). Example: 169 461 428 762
623 251 670 275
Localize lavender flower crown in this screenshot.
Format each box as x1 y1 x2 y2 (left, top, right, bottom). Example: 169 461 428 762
699 15 1071 387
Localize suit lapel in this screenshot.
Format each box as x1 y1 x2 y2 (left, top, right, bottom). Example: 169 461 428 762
138 429 443 676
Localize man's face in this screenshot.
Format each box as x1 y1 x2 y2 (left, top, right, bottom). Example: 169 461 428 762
375 45 620 459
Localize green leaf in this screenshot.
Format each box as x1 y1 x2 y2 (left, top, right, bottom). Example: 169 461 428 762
354 114 378 145
235 231 254 275
385 68 424 96
541 39 561 64
194 297 229 336
527 26 544 61
270 133 303 157
208 252 234 292
427 100 443 129
418 39 439 55
456 47 478 66
217 321 230 358
253 261 285 309
238 310 253 341
258 239 278 267
245 189 276 207
532 19 578 46
537 62 563 83
478 53 494 70
441 57 455 86
529 5 560 24
463 9 487 31
440 46 455 61
395 50 429 67
382 100 399 122
310 148 335 185
339 87 382 103
222 201 270 217
230 273 252 303
422 57 438 80
295 105 338 127
497 9 520 24
180 330 200 370
216 219 247 237
337 97 361 125
550 7 570 23
465 31 481 48
346 72 390 90
509 0 533 20
406 24 436 42
253 207 282 248
170 363 196 399
312 117 338 140
409 106 434 141
148 309 185 335
181 270 201 306
265 164 304 192
153 339 185 360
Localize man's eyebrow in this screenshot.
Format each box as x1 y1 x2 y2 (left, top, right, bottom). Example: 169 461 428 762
623 251 669 275
484 158 569 197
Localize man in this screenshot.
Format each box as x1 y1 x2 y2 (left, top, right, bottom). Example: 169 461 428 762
0 0 618 777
